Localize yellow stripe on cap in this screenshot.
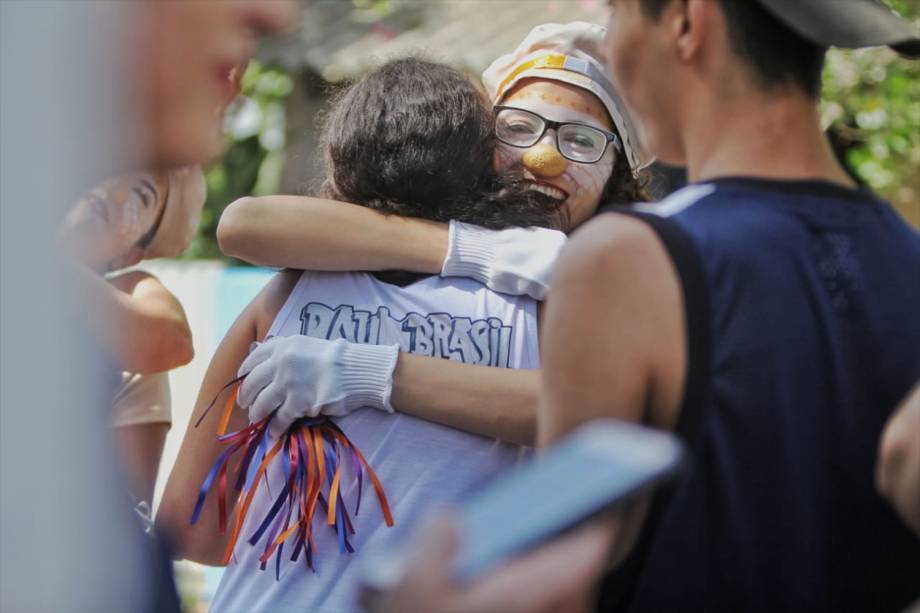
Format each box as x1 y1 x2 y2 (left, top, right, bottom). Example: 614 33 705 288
494 54 569 103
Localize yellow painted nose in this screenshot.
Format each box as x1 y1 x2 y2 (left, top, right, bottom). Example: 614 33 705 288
522 143 568 178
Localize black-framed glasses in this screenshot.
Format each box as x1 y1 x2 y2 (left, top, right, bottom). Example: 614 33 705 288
494 105 622 164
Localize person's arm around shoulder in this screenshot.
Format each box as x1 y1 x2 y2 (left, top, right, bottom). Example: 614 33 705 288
877 382 920 536
217 195 565 300
218 195 448 272
77 267 193 374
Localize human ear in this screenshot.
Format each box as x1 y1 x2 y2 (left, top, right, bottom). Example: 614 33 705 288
675 0 707 61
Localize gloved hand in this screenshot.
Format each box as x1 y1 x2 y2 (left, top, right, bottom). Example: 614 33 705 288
237 335 400 437
440 220 567 300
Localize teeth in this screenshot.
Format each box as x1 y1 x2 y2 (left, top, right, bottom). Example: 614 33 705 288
529 183 567 201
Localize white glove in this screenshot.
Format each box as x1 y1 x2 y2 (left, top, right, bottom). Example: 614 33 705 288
440 220 566 300
237 335 400 437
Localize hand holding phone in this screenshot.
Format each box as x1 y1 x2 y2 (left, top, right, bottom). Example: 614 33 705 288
362 419 682 591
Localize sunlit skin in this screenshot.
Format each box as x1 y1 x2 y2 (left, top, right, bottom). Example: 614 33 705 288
494 79 617 231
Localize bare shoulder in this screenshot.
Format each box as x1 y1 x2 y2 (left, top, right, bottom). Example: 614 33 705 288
543 211 686 431
253 269 302 339
553 212 674 299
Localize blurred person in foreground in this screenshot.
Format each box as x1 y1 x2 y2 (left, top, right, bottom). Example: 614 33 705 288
1 2 296 611
61 166 205 509
133 2 297 170
878 382 920 537
367 1 920 612
109 1 297 604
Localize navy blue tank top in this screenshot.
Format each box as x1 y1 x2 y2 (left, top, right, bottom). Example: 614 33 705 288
603 178 920 612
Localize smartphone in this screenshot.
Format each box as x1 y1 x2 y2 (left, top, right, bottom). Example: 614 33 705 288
453 419 683 580
361 419 683 590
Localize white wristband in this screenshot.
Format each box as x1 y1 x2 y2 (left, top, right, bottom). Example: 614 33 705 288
440 220 495 285
340 342 400 413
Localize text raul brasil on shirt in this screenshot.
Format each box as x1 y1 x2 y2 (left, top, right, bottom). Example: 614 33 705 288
211 270 539 612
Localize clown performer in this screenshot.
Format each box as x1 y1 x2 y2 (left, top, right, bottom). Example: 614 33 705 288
160 56 587 612
62 166 205 512
216 22 652 445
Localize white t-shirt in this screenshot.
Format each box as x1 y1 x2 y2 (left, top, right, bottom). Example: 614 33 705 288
212 271 539 612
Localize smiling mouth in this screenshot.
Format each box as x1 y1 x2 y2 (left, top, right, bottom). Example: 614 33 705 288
527 181 569 201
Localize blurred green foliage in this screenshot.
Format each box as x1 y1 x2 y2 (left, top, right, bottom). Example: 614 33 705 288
182 61 293 260
822 0 920 227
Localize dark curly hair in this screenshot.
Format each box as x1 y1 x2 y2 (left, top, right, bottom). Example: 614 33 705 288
320 57 560 230
601 138 651 207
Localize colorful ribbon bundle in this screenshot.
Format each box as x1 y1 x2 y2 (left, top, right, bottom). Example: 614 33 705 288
191 376 394 578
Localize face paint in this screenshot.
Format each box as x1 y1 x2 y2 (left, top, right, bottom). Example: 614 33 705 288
523 143 568 178
495 89 617 231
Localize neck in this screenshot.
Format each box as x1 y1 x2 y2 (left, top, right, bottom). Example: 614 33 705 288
680 82 855 189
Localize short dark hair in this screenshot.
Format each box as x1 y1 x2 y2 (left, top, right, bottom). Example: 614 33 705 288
320 57 561 230
638 0 826 97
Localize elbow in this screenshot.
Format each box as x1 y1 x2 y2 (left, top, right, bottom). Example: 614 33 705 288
154 507 188 562
497 412 537 446
217 196 259 259
497 382 539 446
169 322 195 369
876 426 902 503
877 417 914 505
156 318 195 371
155 502 226 567
154 494 187 557
876 395 920 535
130 318 195 374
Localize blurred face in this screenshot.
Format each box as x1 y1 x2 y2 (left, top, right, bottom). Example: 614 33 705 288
64 172 169 269
137 0 297 168
494 79 616 231
605 0 685 164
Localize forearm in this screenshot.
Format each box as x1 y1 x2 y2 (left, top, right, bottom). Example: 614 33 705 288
76 267 193 373
157 394 249 565
391 353 540 445
156 322 254 564
218 195 448 272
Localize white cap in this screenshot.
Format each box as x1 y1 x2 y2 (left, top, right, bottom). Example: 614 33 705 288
482 21 651 169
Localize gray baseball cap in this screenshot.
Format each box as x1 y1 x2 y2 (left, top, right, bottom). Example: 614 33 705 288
756 0 920 57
